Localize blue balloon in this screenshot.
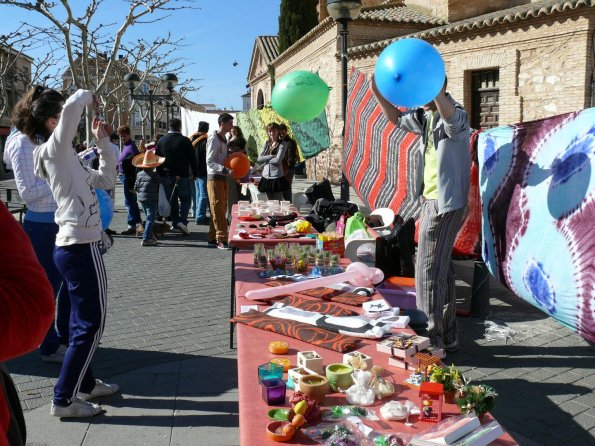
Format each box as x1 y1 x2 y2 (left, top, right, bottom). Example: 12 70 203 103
374 38 445 108
96 189 113 230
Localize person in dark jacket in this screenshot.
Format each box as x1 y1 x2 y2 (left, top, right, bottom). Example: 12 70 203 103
279 123 298 203
190 121 210 224
156 118 199 235
133 151 165 246
116 125 142 235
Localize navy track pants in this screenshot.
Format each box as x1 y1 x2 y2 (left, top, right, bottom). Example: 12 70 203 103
52 241 107 406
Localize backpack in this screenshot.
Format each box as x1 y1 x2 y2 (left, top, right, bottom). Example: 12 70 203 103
306 198 359 233
304 179 335 204
375 216 416 278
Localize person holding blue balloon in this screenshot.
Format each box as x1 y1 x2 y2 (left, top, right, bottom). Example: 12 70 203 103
32 89 119 418
371 38 470 353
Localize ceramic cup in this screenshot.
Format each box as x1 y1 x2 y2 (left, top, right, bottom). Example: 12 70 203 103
298 374 329 404
325 363 354 392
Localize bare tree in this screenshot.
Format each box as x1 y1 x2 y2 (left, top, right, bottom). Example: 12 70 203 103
0 25 61 119
0 0 195 140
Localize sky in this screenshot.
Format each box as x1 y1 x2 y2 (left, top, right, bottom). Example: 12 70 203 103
0 0 282 110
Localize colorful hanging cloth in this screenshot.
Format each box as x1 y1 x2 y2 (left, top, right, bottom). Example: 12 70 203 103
478 109 595 342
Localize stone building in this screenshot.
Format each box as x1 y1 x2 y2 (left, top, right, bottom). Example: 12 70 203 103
247 0 595 183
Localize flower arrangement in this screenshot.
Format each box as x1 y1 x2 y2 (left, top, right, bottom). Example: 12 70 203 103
428 364 465 392
455 383 498 417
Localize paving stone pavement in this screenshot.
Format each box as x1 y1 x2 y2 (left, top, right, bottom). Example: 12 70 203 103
2 176 594 446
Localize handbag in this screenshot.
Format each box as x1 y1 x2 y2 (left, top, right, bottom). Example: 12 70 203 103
158 184 171 218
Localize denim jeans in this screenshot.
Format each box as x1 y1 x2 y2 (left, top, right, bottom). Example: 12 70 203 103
119 174 142 227
195 176 209 221
161 176 192 226
140 200 157 241
23 218 71 354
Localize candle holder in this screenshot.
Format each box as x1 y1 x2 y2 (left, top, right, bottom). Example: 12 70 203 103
261 378 287 405
258 362 284 382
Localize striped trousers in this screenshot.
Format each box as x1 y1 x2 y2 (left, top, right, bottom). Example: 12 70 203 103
53 241 107 406
415 199 466 349
207 178 228 243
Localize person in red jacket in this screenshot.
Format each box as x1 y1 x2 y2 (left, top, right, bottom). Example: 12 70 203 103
0 201 55 446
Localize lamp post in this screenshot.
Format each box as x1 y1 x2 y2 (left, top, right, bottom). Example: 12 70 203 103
327 0 362 201
123 72 178 140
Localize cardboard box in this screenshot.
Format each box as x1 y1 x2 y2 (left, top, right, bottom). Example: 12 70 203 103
377 333 431 358
316 237 344 257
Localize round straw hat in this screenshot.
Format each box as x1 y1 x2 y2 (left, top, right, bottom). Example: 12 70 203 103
132 150 165 168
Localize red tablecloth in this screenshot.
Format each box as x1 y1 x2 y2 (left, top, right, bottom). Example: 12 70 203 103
233 252 517 445
228 204 317 249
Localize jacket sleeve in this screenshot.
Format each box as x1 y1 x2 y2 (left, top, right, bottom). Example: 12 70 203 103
186 138 199 177
442 107 469 140
46 90 94 159
88 137 117 190
287 140 298 168
267 143 287 166
257 142 273 163
0 202 54 362
206 135 228 174
8 138 54 204
397 108 425 135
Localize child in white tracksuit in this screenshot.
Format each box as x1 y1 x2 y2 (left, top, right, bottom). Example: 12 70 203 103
33 89 118 417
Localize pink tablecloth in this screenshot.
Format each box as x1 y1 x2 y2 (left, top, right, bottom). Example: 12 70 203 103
228 204 317 249
233 252 517 446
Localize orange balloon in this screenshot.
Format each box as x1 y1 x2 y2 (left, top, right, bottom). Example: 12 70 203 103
224 152 251 178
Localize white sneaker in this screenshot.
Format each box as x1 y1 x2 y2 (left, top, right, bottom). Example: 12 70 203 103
79 379 120 401
176 222 190 235
50 397 102 418
41 344 68 364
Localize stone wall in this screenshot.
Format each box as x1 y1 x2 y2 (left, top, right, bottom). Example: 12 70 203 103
350 13 594 126
404 0 530 22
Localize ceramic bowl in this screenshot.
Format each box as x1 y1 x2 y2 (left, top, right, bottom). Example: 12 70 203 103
325 363 354 392
298 374 329 404
265 420 294 442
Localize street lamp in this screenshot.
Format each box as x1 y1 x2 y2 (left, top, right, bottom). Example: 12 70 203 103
327 0 362 201
123 72 178 140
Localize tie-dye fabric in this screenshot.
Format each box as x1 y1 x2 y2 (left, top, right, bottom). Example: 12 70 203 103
344 68 482 257
290 110 331 159
479 110 595 342
235 109 267 160
236 107 329 160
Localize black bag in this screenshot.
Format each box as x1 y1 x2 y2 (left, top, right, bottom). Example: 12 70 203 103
306 198 358 233
304 179 335 204
375 216 416 278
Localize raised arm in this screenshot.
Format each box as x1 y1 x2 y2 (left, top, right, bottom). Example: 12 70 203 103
46 89 94 158
88 118 116 190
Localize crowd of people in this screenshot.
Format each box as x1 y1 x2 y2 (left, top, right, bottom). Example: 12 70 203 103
1 69 469 435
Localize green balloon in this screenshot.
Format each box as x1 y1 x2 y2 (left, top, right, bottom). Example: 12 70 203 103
271 71 330 122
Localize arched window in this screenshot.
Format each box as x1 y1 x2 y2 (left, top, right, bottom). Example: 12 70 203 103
257 89 264 110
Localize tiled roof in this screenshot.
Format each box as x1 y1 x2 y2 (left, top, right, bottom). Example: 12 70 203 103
350 0 595 54
358 3 445 25
256 36 279 65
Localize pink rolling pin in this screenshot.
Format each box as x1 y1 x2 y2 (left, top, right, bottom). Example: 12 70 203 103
245 262 385 301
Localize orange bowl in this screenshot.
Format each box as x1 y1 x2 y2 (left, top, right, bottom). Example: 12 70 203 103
224 152 251 178
269 341 289 355
266 421 295 442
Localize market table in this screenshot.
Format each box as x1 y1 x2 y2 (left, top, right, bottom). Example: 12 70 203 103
227 204 318 348
233 251 517 446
